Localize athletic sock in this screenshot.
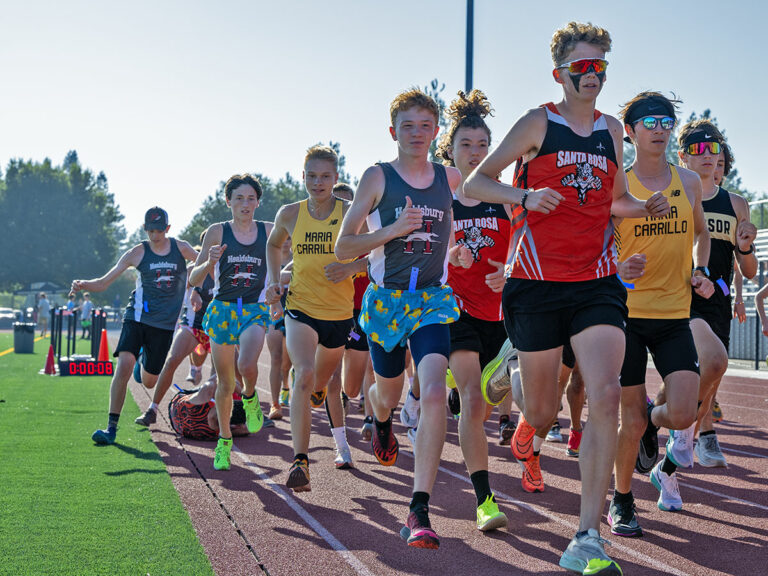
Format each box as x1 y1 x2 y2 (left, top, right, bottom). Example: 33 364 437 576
533 450 541 457
107 413 120 433
294 453 308 464
533 434 545 453
410 491 430 512
331 426 349 450
661 455 677 475
469 470 493 506
149 402 158 411
700 430 716 437
613 490 633 504
409 389 420 401
375 416 392 436
242 392 255 400
499 414 509 424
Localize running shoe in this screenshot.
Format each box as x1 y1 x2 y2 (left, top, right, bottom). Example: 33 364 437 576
342 392 351 416
213 437 232 471
695 434 727 468
399 388 420 428
289 366 295 388
133 357 142 384
480 339 517 406
334 445 354 470
559 528 622 576
546 420 563 442
666 423 695 469
268 404 283 421
400 507 439 549
185 367 197 382
407 426 418 451
286 458 311 492
357 395 366 414
242 393 264 433
498 418 516 446
476 495 508 532
607 496 643 537
360 415 373 441
134 407 157 426
712 400 723 422
310 387 327 408
566 428 582 457
92 428 116 445
371 417 398 466
650 461 682 511
511 415 536 461
636 398 659 474
519 453 544 493
279 388 290 407
447 388 461 417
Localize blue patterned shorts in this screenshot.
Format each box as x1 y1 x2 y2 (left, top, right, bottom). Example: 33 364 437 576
203 299 270 345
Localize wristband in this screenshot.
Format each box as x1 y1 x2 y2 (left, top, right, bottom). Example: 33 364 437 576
521 189 530 210
737 243 755 255
193 286 203 295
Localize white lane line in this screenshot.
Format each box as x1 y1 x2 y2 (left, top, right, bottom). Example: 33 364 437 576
719 446 768 458
677 479 768 512
231 446 376 576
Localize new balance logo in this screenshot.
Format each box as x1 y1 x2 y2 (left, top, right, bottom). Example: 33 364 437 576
671 189 681 197
329 219 338 226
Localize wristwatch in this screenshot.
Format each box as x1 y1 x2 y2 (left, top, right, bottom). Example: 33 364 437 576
737 243 755 255
694 266 710 277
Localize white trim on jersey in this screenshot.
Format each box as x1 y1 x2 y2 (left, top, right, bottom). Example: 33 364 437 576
133 274 143 323
366 208 386 285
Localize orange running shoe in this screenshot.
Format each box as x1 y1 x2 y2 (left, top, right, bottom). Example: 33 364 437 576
520 453 545 493
371 417 399 466
311 387 327 408
511 415 536 461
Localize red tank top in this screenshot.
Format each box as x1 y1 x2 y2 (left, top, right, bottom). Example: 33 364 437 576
448 197 513 321
510 103 618 282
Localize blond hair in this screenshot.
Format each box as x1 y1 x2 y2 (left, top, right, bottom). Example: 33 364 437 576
551 22 611 66
304 145 338 169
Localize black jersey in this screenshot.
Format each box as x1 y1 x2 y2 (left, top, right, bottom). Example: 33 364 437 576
212 221 268 303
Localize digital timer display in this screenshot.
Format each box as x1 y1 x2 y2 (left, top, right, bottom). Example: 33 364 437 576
59 360 114 376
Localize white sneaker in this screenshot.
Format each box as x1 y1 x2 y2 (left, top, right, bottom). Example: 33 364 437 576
334 445 353 470
399 389 420 429
695 434 727 468
559 528 621 575
185 367 198 383
546 421 563 443
650 461 683 511
666 422 695 468
407 426 418 446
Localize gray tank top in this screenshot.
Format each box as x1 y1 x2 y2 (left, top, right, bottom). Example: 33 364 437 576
213 221 268 303
366 162 453 289
125 239 187 330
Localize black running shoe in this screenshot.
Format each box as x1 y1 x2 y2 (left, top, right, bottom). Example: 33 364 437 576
448 388 461 416
498 418 516 446
608 496 643 538
636 398 659 474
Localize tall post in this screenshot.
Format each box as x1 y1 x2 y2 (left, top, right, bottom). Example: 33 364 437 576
465 0 474 93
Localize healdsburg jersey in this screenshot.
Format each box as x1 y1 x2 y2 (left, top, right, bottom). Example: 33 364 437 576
213 221 268 304
125 239 187 330
286 199 354 320
615 165 693 319
449 197 512 321
367 162 453 289
692 186 738 310
180 274 215 330
511 103 618 281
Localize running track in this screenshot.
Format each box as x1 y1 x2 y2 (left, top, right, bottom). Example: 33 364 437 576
126 336 768 576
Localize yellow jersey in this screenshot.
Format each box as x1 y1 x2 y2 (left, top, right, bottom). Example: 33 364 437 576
615 165 693 319
285 199 354 320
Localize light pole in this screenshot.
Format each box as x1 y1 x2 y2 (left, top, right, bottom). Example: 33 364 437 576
466 0 474 93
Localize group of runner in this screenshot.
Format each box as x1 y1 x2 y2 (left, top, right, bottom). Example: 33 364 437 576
69 20 758 576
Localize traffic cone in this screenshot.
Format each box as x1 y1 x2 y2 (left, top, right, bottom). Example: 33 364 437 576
97 329 110 362
44 345 56 375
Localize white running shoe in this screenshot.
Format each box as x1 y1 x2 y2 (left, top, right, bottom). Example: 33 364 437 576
559 528 621 575
334 445 354 470
666 422 695 468
407 427 418 457
546 421 563 443
399 389 420 429
650 461 683 511
695 434 727 468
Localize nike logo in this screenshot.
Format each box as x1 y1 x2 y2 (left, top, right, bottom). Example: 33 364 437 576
705 134 712 139
647 105 659 111
695 361 700 367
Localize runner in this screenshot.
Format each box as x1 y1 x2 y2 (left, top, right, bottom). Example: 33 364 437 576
465 24 669 574
435 89 512 528
679 121 757 468
190 174 272 471
609 92 713 537
266 145 365 491
335 89 464 549
71 207 197 445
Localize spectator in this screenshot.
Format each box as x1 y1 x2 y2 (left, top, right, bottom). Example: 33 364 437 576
80 293 94 339
37 293 51 338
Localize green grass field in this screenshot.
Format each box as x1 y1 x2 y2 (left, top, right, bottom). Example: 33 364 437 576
0 332 214 575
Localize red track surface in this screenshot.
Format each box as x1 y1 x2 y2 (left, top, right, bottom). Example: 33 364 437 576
127 345 768 576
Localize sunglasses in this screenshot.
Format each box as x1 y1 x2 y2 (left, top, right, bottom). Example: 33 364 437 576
685 141 721 155
634 116 675 131
557 58 608 75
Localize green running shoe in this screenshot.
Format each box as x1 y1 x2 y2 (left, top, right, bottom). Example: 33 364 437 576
279 388 290 407
559 528 622 575
242 392 264 433
481 339 517 406
213 437 233 471
476 495 508 532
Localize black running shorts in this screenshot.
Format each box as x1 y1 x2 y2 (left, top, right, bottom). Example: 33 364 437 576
285 309 353 349
449 311 507 369
690 300 732 350
620 318 700 387
502 275 628 352
114 320 174 375
346 310 369 352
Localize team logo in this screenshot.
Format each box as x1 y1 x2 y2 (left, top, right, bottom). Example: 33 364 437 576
485 206 496 214
596 142 605 152
230 264 256 287
155 270 174 288
561 162 603 205
401 220 439 254
329 219 338 226
457 226 495 261
671 189 681 197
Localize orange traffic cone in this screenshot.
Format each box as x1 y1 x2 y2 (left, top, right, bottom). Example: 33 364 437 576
44 345 56 375
97 329 110 362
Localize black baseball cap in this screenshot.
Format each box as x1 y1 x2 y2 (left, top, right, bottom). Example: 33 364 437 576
144 207 169 231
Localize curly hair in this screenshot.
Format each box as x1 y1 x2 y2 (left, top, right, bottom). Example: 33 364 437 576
551 22 611 66
389 89 439 126
435 90 493 166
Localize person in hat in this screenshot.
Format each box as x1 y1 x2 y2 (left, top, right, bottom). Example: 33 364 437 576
71 206 198 445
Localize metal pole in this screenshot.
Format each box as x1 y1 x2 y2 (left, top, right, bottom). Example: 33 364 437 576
465 0 474 93
756 262 764 370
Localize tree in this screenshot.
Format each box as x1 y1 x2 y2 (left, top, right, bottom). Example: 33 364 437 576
0 152 125 293
423 78 449 163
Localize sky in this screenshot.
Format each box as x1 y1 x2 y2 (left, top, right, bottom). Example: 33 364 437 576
2 1 766 236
